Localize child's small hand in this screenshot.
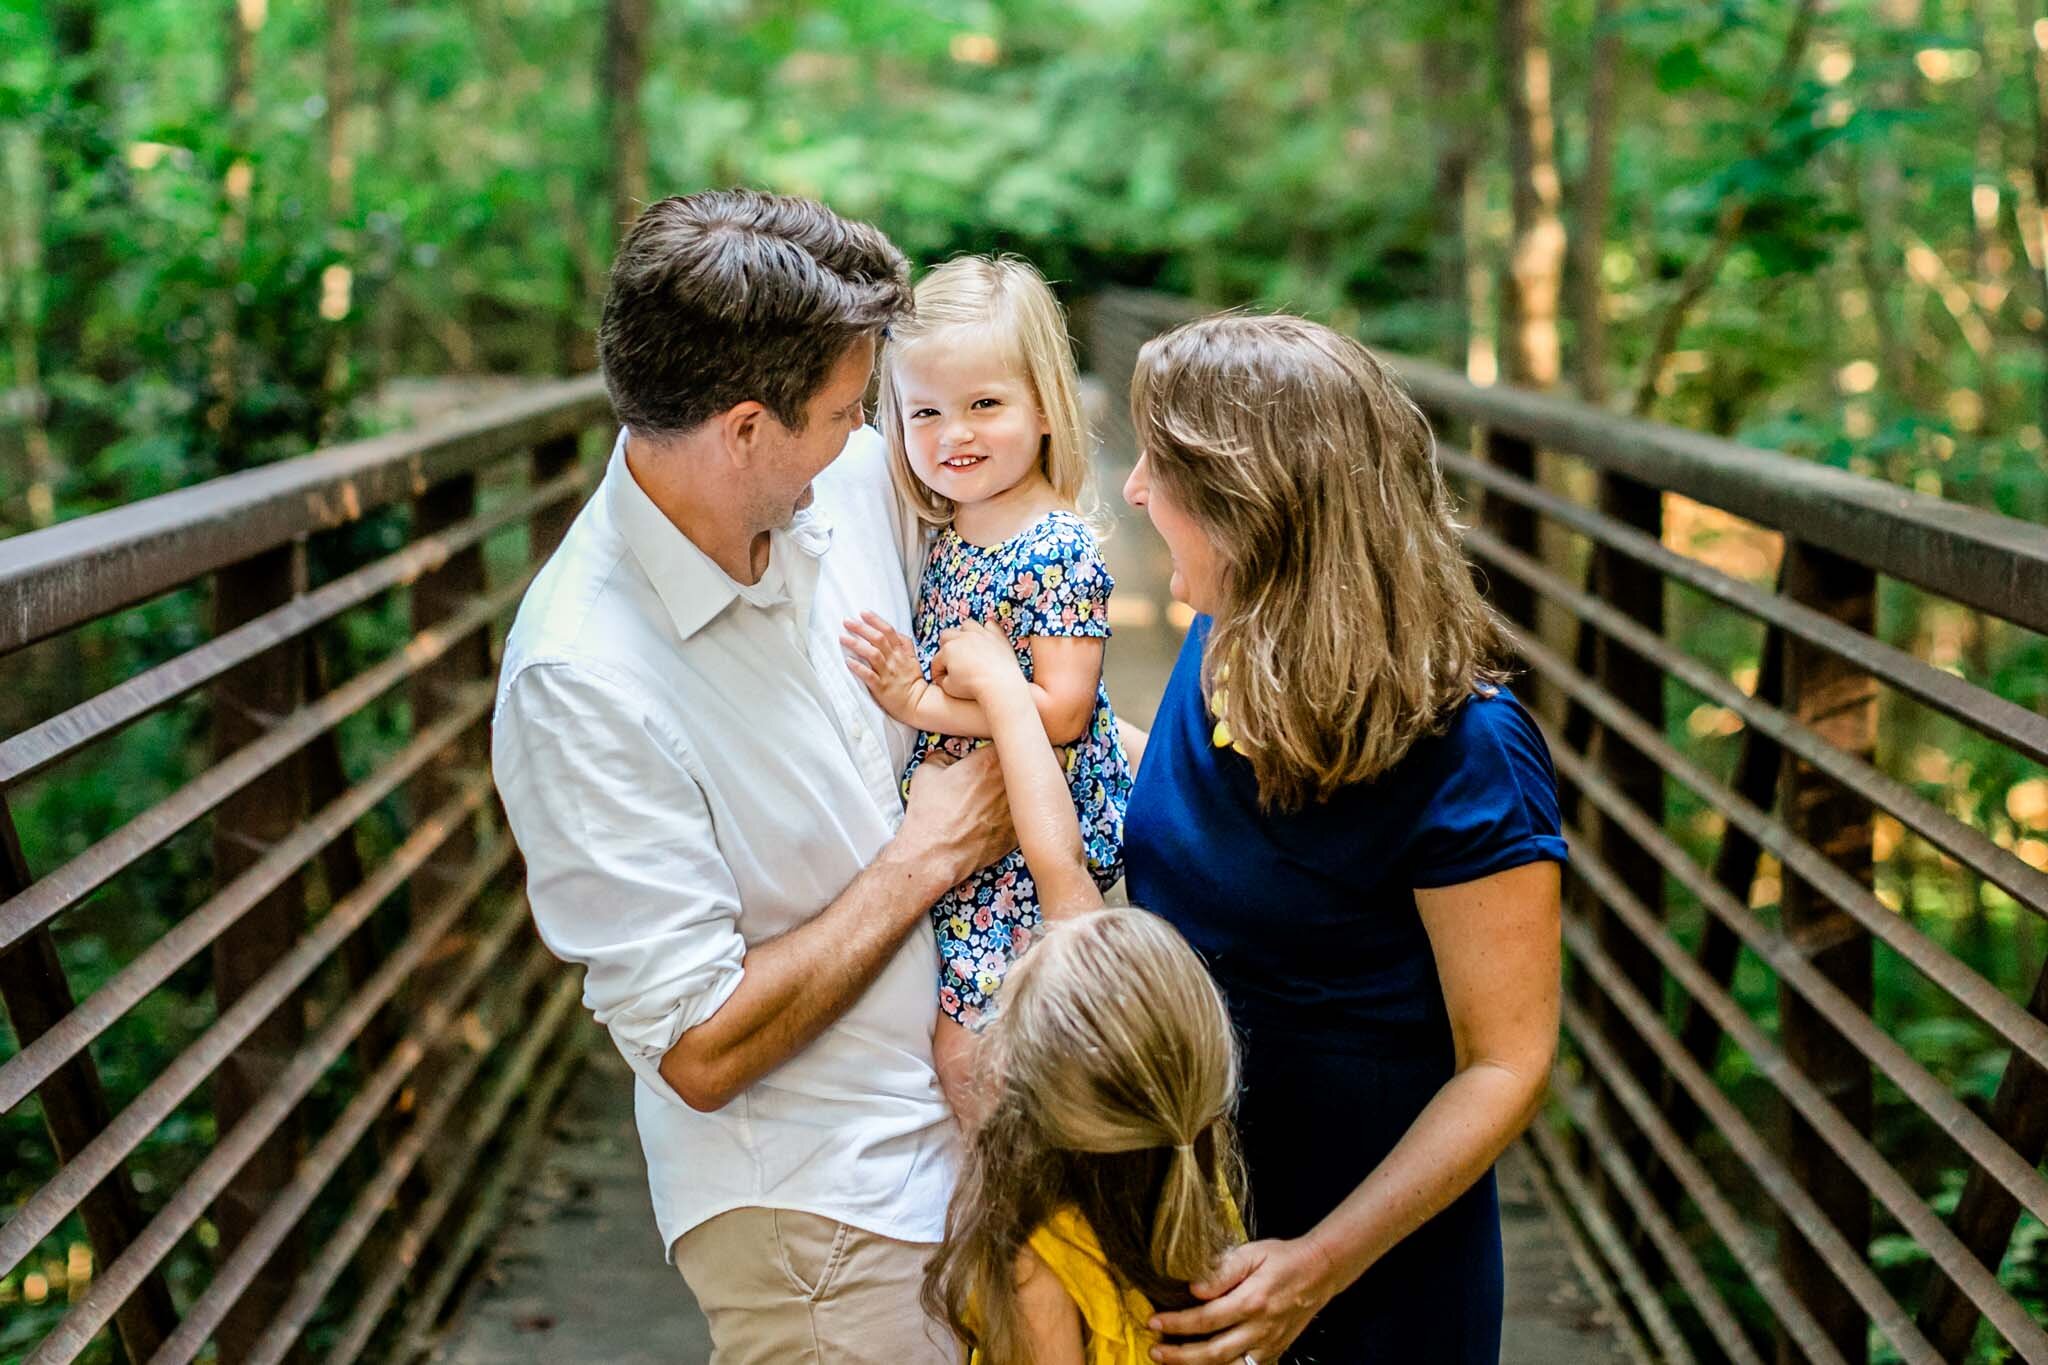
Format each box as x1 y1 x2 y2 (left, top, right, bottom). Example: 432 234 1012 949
934 620 1026 702
842 611 930 723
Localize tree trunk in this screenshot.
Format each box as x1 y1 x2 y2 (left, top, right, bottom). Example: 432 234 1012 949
1424 17 1484 371
206 0 261 466
317 0 356 440
1855 0 1921 409
1631 0 1824 415
1969 0 2008 430
603 0 651 247
1 129 56 529
43 0 123 469
1570 0 1621 403
366 0 409 396
2027 0 2048 435
1496 0 1565 389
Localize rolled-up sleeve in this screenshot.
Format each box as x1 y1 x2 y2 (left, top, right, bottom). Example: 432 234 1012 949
492 660 746 1097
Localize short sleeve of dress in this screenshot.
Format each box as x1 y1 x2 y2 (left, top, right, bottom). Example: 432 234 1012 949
1403 689 1570 890
1007 513 1114 639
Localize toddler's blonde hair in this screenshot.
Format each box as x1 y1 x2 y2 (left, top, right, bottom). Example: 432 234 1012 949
879 255 1092 529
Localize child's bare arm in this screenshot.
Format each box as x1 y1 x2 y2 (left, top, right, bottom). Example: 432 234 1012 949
842 613 1099 745
1013 1246 1087 1365
840 614 986 734
934 623 1103 920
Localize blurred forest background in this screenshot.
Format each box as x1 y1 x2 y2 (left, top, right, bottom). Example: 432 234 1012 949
5 0 2048 1360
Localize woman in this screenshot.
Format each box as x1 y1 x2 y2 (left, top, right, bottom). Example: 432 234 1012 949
1118 315 1565 1364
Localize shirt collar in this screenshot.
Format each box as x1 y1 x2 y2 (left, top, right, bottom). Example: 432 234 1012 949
602 429 835 642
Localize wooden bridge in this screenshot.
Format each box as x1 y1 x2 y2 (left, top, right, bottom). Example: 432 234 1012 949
2 290 2045 1363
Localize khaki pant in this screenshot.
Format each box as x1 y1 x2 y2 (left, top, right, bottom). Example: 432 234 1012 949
672 1207 961 1364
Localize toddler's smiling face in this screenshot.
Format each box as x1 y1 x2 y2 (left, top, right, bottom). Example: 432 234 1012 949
892 329 1051 516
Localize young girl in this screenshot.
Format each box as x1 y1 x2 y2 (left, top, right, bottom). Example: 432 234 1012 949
842 255 1132 1110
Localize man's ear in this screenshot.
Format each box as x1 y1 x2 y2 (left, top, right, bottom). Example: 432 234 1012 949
716 401 773 469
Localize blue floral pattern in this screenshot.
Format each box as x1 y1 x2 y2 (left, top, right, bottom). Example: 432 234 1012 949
905 510 1132 1031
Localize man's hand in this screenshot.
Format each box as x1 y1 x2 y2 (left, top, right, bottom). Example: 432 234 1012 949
900 746 1016 890
842 611 933 727
657 747 1017 1113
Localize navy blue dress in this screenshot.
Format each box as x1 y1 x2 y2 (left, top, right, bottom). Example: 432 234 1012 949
1123 618 1567 1364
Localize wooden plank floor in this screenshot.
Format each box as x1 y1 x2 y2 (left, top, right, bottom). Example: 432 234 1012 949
430 419 1638 1363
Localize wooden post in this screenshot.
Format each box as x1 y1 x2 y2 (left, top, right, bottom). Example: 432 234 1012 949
1919 959 2048 1354
530 434 580 563
401 471 493 1242
1583 471 1670 1265
210 539 311 1364
1776 539 1876 1365
1478 429 1540 636
409 473 490 880
0 798 178 1361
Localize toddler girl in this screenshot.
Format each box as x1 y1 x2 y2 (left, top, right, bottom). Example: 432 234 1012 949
842 255 1132 1111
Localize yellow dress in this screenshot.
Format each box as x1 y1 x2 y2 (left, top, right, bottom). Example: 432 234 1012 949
969 1207 1162 1365
970 1200 1244 1365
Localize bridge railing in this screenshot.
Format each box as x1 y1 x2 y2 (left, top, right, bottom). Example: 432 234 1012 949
1085 289 2048 1364
0 378 612 1363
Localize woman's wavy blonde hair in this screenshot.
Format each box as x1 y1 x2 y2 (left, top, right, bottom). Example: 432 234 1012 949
879 254 1093 529
1133 313 1508 812
923 909 1245 1365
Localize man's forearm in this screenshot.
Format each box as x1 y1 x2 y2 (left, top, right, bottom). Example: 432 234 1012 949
657 842 956 1110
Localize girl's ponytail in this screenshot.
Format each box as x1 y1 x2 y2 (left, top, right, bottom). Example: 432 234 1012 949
1150 1125 1225 1283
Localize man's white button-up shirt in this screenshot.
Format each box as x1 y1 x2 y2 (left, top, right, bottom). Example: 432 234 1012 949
492 427 955 1254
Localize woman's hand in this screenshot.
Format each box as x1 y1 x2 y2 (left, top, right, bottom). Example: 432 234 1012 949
1146 1237 1339 1364
842 611 931 724
933 619 1027 703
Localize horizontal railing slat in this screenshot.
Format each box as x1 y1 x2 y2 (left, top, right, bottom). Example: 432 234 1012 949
1546 733 2048 1227
1564 832 2048 1356
0 374 605 655
1396 355 2048 635
384 1021 592 1363
1439 444 2048 767
0 685 493 1112
0 571 531 954
143 914 538 1365
1512 626 2048 1073
28 853 523 1364
0 782 500 1278
318 971 584 1365
1536 1087 1757 1365
0 469 585 789
1466 525 2048 915
1560 989 1869 1365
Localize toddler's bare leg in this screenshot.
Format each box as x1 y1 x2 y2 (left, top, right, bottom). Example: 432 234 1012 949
932 1012 991 1127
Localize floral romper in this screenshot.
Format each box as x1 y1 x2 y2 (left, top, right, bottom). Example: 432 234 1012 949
905 510 1132 1031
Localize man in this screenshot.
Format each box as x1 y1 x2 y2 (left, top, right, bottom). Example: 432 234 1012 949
492 190 1013 1361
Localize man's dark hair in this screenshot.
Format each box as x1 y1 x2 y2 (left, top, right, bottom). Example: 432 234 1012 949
598 190 911 437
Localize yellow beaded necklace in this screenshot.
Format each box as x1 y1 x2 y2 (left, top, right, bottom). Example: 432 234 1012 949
1208 663 1248 755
